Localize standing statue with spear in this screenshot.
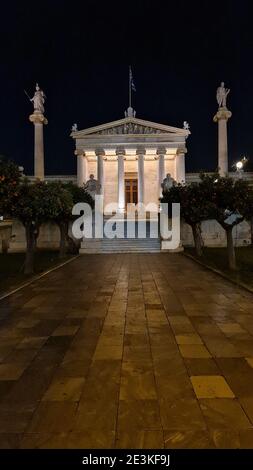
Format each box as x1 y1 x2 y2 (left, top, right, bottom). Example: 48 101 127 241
24 83 46 114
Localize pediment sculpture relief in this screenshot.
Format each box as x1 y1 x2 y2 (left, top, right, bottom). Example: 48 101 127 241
95 123 167 135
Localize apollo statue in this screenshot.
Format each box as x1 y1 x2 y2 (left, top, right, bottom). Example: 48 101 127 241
161 173 175 193
30 83 46 114
84 174 101 199
216 82 230 108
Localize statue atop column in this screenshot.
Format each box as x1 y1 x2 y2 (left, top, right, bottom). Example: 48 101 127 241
213 82 232 177
84 174 101 199
30 83 46 114
216 82 230 108
161 173 175 193
28 83 48 181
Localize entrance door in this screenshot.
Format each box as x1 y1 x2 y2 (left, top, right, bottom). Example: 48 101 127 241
125 179 138 206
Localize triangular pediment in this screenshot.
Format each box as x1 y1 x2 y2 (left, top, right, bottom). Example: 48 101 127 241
71 117 189 138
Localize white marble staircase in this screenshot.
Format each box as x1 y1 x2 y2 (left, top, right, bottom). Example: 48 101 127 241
79 218 161 253
101 237 161 253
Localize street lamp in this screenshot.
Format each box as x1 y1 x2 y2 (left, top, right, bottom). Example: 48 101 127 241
236 160 243 171
234 156 248 178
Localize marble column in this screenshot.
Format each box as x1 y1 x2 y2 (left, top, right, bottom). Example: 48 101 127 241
96 150 104 195
213 107 232 177
76 153 87 187
157 148 166 198
29 111 48 180
175 152 185 184
137 149 145 204
117 149 125 212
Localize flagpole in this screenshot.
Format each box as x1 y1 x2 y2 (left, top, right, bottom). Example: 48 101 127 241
129 65 131 108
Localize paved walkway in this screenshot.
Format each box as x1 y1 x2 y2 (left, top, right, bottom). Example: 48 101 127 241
0 254 253 448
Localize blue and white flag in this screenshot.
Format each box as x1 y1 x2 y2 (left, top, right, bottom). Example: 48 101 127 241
129 67 136 92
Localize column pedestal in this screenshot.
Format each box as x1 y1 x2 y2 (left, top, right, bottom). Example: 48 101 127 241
213 107 232 177
29 111 48 180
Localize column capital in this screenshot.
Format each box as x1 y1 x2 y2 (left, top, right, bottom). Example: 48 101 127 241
29 112 48 125
176 148 187 156
95 148 105 157
213 107 232 122
74 149 85 156
116 147 125 156
136 147 146 156
156 147 166 156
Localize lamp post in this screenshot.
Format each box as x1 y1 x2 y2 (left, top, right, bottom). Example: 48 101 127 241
235 156 248 179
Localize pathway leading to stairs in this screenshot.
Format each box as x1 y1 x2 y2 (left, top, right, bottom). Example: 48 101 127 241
0 253 253 448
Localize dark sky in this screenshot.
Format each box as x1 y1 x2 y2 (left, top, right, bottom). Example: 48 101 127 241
0 0 252 175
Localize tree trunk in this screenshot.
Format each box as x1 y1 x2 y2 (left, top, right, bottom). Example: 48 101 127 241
226 226 236 270
24 224 38 275
251 217 253 246
58 221 68 258
191 222 203 257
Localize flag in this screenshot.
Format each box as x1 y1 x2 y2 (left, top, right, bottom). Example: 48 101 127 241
129 66 136 92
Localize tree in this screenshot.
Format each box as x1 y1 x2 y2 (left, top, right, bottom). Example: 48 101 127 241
64 181 94 207
0 157 21 217
13 180 49 274
201 174 253 270
63 181 94 253
42 181 74 258
43 181 94 258
161 180 215 257
244 188 253 246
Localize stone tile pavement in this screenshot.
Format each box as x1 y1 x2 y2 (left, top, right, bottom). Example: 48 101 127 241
0 253 253 448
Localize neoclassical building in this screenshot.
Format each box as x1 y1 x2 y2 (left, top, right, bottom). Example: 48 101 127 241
71 107 190 212
4 93 252 254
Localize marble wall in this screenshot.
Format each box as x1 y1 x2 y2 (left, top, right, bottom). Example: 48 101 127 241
4 218 251 253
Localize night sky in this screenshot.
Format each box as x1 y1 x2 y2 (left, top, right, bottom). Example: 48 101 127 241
0 0 252 175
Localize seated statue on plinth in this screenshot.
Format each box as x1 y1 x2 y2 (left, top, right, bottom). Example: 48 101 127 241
161 173 175 193
84 174 101 199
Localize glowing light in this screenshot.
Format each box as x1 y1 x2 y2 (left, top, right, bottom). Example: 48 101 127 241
236 161 243 170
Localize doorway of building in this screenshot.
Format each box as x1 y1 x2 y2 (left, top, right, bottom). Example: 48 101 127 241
125 178 138 206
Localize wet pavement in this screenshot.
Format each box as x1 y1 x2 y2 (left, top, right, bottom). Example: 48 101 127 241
0 253 253 448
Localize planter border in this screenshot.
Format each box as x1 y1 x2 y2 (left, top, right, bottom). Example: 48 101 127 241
0 255 79 301
184 252 253 295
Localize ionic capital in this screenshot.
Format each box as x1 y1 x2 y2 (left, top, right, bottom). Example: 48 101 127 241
95 149 105 157
136 147 146 156
213 107 232 122
116 147 125 156
29 112 48 125
156 147 166 156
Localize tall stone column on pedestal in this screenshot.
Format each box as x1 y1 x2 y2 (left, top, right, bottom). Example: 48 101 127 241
213 82 232 177
29 84 47 180
137 148 145 205
117 148 125 213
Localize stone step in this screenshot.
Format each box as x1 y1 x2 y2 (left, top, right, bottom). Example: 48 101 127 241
80 237 161 253
101 237 161 253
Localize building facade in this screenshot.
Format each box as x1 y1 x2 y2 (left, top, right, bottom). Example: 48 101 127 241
71 107 190 213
